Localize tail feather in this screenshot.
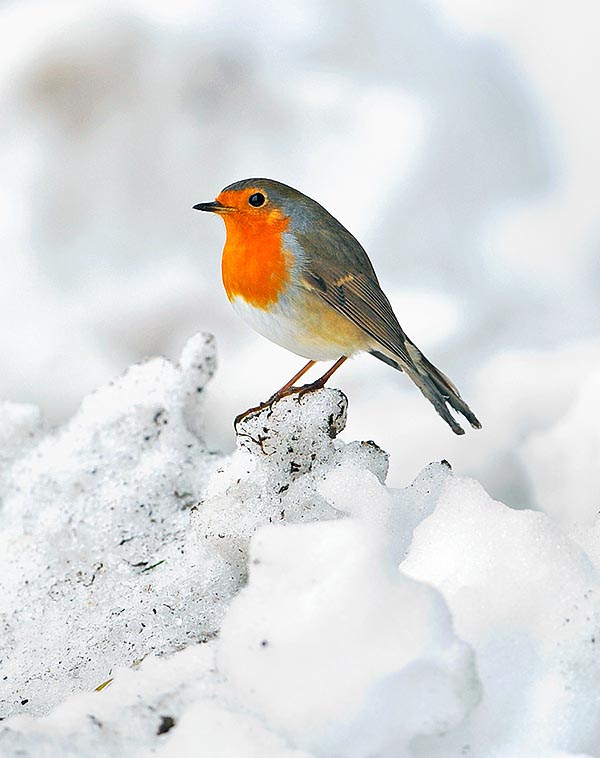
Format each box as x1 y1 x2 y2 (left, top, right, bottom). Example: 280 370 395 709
370 344 481 435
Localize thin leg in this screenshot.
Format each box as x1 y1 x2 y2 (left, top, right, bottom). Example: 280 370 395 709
273 359 316 398
234 359 315 428
298 355 348 394
234 356 348 429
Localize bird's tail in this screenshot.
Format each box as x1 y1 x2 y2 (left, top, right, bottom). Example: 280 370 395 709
371 342 481 435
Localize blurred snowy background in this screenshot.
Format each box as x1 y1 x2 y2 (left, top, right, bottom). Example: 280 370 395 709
3 3 600 754
2 0 599 508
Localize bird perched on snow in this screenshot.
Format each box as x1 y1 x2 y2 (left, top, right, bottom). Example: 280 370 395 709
195 178 481 435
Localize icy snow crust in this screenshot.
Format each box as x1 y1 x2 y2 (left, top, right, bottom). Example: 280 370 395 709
1 335 599 758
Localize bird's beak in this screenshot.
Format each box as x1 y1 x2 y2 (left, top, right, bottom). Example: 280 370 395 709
193 200 232 214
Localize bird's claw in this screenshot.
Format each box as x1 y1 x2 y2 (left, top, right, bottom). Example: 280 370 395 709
233 382 326 431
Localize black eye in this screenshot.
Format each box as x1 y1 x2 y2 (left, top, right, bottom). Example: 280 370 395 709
248 192 266 207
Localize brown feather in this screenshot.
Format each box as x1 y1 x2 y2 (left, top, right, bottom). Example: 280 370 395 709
298 240 413 367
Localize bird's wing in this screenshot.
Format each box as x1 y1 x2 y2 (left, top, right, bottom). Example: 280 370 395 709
292 228 481 434
293 227 412 365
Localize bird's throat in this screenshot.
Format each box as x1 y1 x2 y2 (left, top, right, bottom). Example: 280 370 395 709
221 210 291 310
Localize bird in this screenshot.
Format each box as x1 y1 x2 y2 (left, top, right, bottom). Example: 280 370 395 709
194 178 481 434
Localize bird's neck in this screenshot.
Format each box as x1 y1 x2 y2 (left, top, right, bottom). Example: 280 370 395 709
221 212 291 310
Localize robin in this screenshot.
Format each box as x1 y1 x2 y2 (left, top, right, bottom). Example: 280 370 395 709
194 178 481 434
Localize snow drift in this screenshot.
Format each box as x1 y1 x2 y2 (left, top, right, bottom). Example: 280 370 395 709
1 334 599 758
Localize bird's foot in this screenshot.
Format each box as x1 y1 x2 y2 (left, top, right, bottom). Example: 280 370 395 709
233 382 327 430
271 379 327 403
234 401 270 429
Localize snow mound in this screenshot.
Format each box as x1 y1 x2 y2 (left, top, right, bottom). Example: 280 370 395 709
219 466 478 757
1 334 600 758
0 332 223 716
404 478 600 757
196 390 388 578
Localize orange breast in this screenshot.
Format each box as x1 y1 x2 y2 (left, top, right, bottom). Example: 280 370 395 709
220 201 291 310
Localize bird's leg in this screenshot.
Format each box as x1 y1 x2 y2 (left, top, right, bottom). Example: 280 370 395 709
233 357 348 429
234 359 316 428
270 355 348 401
296 355 348 396
267 359 316 402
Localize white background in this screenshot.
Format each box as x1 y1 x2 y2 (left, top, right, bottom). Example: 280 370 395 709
1 0 599 506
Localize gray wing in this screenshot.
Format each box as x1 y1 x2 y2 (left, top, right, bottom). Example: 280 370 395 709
292 226 413 366
292 226 481 434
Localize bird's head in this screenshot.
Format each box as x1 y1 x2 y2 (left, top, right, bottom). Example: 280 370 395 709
193 178 324 234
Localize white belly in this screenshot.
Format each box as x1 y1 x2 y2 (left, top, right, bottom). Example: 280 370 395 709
230 295 358 361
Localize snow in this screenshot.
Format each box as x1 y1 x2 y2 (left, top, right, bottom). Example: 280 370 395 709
1 335 599 757
404 478 600 756
0 338 475 755
0 333 225 715
218 467 477 757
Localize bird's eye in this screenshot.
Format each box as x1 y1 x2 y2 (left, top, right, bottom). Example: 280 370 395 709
248 192 266 207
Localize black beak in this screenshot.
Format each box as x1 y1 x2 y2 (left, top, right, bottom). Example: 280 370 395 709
193 200 227 213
